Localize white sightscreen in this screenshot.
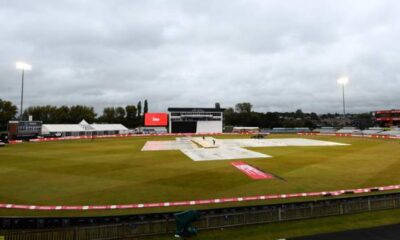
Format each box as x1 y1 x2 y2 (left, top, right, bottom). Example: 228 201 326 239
196 121 222 133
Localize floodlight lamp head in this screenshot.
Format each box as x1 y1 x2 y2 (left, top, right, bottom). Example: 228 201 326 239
16 62 32 71
337 76 349 85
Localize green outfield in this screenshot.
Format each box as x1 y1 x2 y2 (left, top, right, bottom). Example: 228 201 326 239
0 134 399 217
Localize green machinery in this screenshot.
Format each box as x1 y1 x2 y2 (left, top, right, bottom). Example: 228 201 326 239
174 210 200 238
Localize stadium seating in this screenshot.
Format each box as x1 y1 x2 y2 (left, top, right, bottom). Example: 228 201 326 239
269 128 311 134
361 128 384 135
313 127 399 136
336 127 362 134
314 127 336 133
378 128 400 136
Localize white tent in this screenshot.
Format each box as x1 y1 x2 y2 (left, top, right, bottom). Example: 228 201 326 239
91 124 129 134
42 124 86 135
79 119 90 125
41 121 129 136
79 119 95 131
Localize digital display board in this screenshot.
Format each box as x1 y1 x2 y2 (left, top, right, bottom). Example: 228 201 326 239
145 113 168 126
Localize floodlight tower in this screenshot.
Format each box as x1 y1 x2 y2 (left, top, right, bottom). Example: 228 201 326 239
337 76 349 116
16 62 32 120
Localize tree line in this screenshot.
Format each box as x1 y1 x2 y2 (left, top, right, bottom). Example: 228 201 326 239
0 98 376 131
0 99 149 130
0 99 17 131
223 102 375 129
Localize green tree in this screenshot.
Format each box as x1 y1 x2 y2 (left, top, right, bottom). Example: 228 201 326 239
215 102 221 109
352 113 374 130
223 108 235 126
54 106 70 123
310 112 319 121
235 102 252 113
0 99 17 130
125 105 137 128
295 109 304 119
137 101 142 117
116 107 126 122
101 107 117 123
23 105 58 123
144 99 148 114
69 105 96 123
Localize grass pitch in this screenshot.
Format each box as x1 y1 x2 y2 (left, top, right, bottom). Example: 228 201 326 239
0 134 399 216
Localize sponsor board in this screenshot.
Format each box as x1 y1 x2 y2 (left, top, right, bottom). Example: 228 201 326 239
7 132 400 144
0 184 399 211
231 161 274 179
298 132 400 139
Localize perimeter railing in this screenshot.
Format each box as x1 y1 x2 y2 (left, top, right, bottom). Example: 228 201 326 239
1 193 400 240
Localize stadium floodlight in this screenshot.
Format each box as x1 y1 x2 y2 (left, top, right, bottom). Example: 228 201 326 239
16 62 32 71
337 76 349 116
16 61 32 120
337 76 349 86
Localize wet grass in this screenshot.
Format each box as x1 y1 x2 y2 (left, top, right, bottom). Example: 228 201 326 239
0 134 399 217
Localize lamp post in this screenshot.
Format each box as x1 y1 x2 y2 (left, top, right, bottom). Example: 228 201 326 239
337 76 349 116
16 62 32 120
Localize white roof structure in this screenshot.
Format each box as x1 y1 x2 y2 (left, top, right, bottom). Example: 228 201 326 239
79 119 90 125
41 120 128 134
42 124 86 134
90 124 128 131
79 119 95 131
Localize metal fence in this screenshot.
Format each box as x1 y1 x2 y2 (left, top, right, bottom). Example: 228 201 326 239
1 193 400 240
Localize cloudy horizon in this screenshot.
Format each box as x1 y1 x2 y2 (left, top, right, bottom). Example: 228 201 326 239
1 0 400 114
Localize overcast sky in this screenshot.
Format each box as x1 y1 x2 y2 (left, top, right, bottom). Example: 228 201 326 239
1 0 400 114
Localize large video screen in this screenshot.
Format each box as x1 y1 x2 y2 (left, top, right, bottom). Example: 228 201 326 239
145 113 168 126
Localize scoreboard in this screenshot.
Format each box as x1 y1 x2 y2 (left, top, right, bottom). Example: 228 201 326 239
8 121 42 140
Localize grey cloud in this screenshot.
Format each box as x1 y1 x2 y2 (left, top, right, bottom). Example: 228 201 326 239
1 0 400 114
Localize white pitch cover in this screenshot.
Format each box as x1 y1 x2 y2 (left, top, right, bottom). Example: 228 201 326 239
196 121 222 133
